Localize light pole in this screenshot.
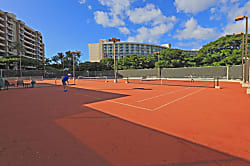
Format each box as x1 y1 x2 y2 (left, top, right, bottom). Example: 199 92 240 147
155 51 161 78
234 32 245 81
109 38 120 83
235 15 248 83
70 51 80 85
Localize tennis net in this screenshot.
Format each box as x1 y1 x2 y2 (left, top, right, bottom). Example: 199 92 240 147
124 76 219 88
77 76 108 82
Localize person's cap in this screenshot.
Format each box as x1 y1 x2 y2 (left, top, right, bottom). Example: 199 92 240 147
68 74 71 76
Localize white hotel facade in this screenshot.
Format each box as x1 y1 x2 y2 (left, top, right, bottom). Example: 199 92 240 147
88 39 171 62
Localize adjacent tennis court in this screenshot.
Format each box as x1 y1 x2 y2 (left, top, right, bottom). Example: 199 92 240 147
1 77 250 166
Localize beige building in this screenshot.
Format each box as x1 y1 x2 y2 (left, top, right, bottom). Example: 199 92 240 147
88 39 171 62
0 10 45 69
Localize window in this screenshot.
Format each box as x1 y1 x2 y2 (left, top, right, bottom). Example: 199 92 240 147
8 35 12 40
20 35 23 39
7 17 12 22
7 24 12 28
8 30 12 34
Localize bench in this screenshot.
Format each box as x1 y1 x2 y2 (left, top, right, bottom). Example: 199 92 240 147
7 80 16 87
17 80 24 87
23 83 31 88
4 80 13 90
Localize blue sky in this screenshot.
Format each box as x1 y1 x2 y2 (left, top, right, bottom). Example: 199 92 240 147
1 0 250 62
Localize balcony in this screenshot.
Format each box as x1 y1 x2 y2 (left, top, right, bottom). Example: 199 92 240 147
24 38 34 46
24 44 35 51
26 50 35 55
0 22 4 28
7 20 13 25
0 36 5 40
8 32 13 36
0 29 5 34
24 34 35 42
0 49 5 53
24 29 35 37
0 17 5 21
0 42 5 46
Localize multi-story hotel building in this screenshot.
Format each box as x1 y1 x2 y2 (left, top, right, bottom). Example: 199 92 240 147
0 10 45 69
88 39 171 62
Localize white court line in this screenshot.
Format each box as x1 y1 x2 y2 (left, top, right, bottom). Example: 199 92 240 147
83 88 204 112
152 88 205 111
83 94 152 111
109 100 152 111
137 87 190 102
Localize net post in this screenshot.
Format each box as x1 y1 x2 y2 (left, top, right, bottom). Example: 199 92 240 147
213 77 215 88
215 77 220 89
125 77 129 84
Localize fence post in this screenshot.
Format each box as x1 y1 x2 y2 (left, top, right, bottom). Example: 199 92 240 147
226 66 229 80
0 69 2 77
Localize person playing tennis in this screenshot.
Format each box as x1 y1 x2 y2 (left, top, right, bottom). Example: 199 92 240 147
190 74 194 83
62 74 71 91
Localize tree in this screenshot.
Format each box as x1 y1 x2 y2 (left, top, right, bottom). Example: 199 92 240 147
11 41 25 77
57 52 65 71
198 34 247 66
100 57 113 70
51 55 59 68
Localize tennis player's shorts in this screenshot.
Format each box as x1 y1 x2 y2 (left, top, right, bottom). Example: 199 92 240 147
62 81 66 85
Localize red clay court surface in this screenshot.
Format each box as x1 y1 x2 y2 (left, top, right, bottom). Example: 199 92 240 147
0 79 250 166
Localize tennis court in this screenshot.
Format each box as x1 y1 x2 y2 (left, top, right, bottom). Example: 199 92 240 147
1 77 250 166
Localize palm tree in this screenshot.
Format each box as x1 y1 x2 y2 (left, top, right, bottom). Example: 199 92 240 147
57 52 65 73
75 51 81 72
12 41 25 77
51 55 59 68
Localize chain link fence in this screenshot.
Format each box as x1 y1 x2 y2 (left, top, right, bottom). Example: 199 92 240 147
0 65 247 81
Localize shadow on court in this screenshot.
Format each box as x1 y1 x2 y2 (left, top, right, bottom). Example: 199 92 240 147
0 86 249 166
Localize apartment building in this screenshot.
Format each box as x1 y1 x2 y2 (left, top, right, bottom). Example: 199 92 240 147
0 10 45 69
88 39 171 62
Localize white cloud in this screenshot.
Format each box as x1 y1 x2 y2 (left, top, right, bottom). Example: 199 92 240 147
128 23 174 43
127 4 176 25
210 8 216 14
94 11 125 27
94 0 134 28
88 5 92 10
175 17 218 40
119 27 131 35
174 0 217 14
98 0 133 15
78 0 86 4
222 21 250 35
226 1 250 20
176 42 201 49
214 1 250 35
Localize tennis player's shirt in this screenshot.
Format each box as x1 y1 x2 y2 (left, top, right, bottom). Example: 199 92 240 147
62 76 69 82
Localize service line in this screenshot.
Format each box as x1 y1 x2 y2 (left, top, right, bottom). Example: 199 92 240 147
152 88 205 111
83 94 152 111
136 87 190 103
